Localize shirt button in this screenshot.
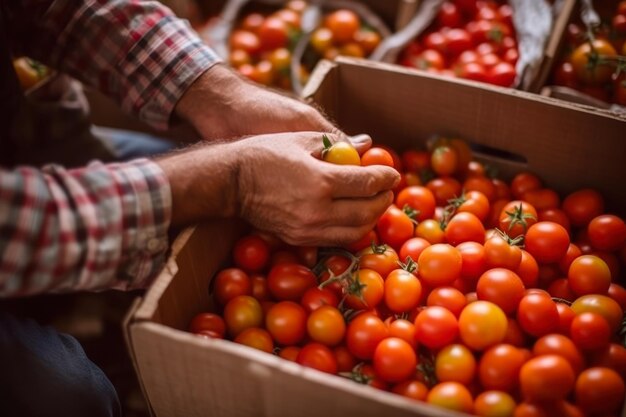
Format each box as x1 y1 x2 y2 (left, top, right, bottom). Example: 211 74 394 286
147 238 163 252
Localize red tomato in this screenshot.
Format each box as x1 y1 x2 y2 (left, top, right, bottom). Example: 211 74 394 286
319 255 351 297
547 279 576 302
307 305 345 346
384 269 422 313
427 286 467 317
189 312 226 338
590 343 626 380
486 61 516 87
562 189 605 227
464 176 497 202
517 292 559 337
459 61 487 82
457 241 487 281
377 205 415 250
267 263 317 301
386 318 418 348
459 301 508 350
345 229 379 253
525 222 570 264
233 235 270 272
520 355 575 402
345 269 384 310
457 190 490 221
234 327 274 353
479 344 526 392
241 13 264 33
230 30 261 55
556 302 576 335
568 255 611 296
265 301 307 345
361 147 395 167
437 2 462 28
435 344 476 385
358 244 400 277
553 61 578 88
415 219 446 244
278 345 300 362
224 295 263 337
250 273 270 301
396 186 436 222
414 306 459 349
484 233 522 270
515 250 539 288
214 268 251 306
427 382 473 413
575 367 625 415
503 317 528 347
300 287 339 313
392 380 429 401
608 283 626 311
346 312 389 360
587 215 626 252
538 208 571 233
373 337 418 383
445 211 486 245
510 172 542 200
399 237 431 264
522 188 560 212
426 177 463 206
498 200 538 238
474 391 516 417
412 49 446 70
570 312 611 351
533 334 584 375
445 29 472 56
324 9 359 43
418 244 463 287
476 268 525 314
333 345 357 372
296 342 338 374
258 17 289 50
571 294 623 333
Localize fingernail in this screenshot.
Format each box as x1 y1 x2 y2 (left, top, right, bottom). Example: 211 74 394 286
350 134 371 145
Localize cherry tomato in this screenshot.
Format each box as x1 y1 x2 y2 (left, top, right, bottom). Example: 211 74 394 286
486 61 516 87
568 255 611 296
234 327 274 353
474 391 516 417
457 190 490 221
354 30 381 55
267 263 317 301
233 235 270 272
548 279 576 302
307 305 345 346
533 334 584 375
333 345 357 372
445 212 486 245
556 302 576 335
300 287 339 313
437 2 462 28
345 268 384 310
570 40 617 85
562 189 604 227
214 268 251 306
396 186 436 222
230 30 261 55
538 208 571 233
510 172 542 200
361 147 394 167
319 255 351 297
412 49 446 71
418 244 462 287
525 222 570 264
426 382 473 413
373 337 418 383
476 268 525 314
384 269 422 313
498 200 538 238
278 345 300 362
258 17 289 51
587 214 626 252
241 13 264 33
590 343 626 380
224 295 263 337
427 286 467 317
608 283 626 311
435 344 476 385
399 237 431 264
553 61 578 88
515 250 539 288
570 312 611 351
324 9 359 43
358 244 400 277
415 219 446 244
426 177 462 206
322 141 361 165
265 301 307 345
345 312 389 360
522 188 560 212
392 380 429 401
517 292 559 337
296 342 338 374
459 301 507 351
310 27 334 54
189 312 226 338
571 294 623 333
414 306 459 349
457 241 487 282
575 367 625 415
520 355 575 402
479 344 526 392
377 205 415 250
484 233 522 270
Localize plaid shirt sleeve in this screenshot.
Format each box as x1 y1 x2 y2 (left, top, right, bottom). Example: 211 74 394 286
9 0 221 130
0 159 172 297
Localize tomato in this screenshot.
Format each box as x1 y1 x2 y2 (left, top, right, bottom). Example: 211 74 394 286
345 229 378 253
230 30 261 55
437 2 462 28
350 363 389 390
522 188 560 212
354 29 381 55
525 222 570 264
278 345 300 362
358 244 400 277
520 355 575 402
508 249 536 289
377 205 415 250
556 302 576 335
411 49 446 70
249 273 270 301
229 48 251 68
588 214 626 252
479 344 526 392
345 269 384 310
415 219 446 244
480 52 500 69
265 301 307 345
258 17 289 51
399 237 431 265
575 367 625 415
319 255 351 297
300 287 339 313
568 255 611 296
562 189 605 227
476 268 525 314
591 251 620 281
322 140 361 165
459 301 507 351
268 47 292 72
310 27 334 53
533 334 584 375
286 0 307 13
224 295 263 337
548 279 576 302
445 211 486 245
517 292 559 337
590 343 626 380
538 208 571 233
457 241 487 282
474 391 516 417
373 337 417 383
296 342 338 374
427 286 467 317
386 318 418 348
345 312 388 360
570 312 611 351
435 344 476 385
486 61 516 87
484 233 522 270
414 306 459 349
234 327 274 353
608 283 626 311
213 268 251 306
267 263 317 301
444 28 472 57
307 305 345 346
233 235 270 272
273 9 301 29
457 190 490 221
459 61 487 82
571 293 623 333
510 172 542 200
270 250 298 266
384 269 422 313
392 379 429 401
361 147 394 167
324 9 359 43
426 177 463 206
189 312 226 338
499 200 538 238
553 61 578 88
427 382 473 413
503 317 528 347
570 40 617 85
396 186 437 222
418 244 462 287
559 243 584 276
333 345 357 372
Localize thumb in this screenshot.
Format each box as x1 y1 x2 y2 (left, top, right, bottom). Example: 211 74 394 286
348 134 373 154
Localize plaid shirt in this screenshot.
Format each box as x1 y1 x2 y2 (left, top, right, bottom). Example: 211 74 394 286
0 0 221 297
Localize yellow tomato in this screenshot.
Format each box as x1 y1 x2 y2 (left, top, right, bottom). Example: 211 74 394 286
310 27 334 54
322 135 361 165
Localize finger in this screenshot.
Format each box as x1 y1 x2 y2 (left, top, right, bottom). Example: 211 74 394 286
348 134 372 154
321 163 400 198
327 190 394 227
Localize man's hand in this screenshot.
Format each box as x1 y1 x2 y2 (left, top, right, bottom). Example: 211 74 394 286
155 132 399 247
174 64 337 140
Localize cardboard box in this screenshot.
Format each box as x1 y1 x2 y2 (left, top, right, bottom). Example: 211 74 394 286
125 57 626 417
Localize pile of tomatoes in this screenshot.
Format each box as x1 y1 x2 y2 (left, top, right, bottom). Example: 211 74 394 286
189 136 626 416
551 2 626 105
228 0 308 89
399 0 518 87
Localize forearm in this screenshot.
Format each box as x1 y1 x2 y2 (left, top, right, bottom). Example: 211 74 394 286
0 160 171 297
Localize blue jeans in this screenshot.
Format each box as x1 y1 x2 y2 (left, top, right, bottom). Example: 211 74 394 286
92 126 177 161
0 313 121 417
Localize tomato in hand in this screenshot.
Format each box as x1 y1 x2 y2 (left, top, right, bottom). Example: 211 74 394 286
361 147 394 167
322 136 361 166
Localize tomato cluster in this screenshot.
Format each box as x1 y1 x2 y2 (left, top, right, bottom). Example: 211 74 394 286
551 2 626 105
399 0 518 87
308 9 382 62
190 136 626 416
228 0 308 89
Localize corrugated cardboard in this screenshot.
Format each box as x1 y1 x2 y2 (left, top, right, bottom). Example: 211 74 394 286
125 57 626 417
